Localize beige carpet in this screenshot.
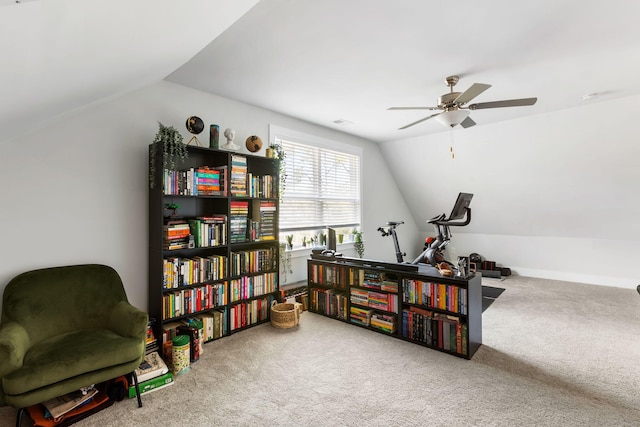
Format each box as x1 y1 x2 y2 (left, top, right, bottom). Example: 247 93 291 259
2 275 640 426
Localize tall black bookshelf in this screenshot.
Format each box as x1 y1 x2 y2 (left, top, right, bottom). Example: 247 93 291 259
307 256 482 359
149 143 279 354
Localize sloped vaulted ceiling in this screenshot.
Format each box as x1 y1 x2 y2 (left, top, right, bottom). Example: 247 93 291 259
167 0 640 143
0 0 259 144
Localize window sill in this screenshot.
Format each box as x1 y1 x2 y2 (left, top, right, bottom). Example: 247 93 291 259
287 242 355 259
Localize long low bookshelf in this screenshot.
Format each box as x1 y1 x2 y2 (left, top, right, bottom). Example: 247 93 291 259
307 255 482 359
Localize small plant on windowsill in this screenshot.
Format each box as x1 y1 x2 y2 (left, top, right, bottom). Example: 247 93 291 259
285 234 294 250
353 230 365 258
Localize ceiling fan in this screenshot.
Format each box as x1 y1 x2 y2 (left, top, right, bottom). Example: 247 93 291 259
388 75 537 130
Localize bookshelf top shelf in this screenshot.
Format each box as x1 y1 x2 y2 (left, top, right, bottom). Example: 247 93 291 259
309 255 476 284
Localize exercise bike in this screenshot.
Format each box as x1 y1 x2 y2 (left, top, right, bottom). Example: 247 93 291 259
378 192 473 269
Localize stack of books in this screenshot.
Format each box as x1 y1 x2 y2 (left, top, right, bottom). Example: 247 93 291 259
129 351 173 398
251 200 277 241
350 306 372 326
163 221 191 250
230 154 247 196
145 319 160 355
229 200 249 243
195 166 227 196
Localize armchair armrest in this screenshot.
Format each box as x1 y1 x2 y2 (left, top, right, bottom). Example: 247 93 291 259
0 322 30 377
108 301 148 339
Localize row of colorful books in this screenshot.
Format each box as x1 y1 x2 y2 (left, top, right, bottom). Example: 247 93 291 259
360 270 399 292
163 165 228 196
229 296 273 331
246 172 277 198
162 160 277 199
229 272 278 303
308 263 362 289
163 254 228 289
350 288 398 313
349 307 397 333
230 247 277 276
402 278 468 314
162 282 227 320
309 287 348 319
401 306 467 355
187 216 227 247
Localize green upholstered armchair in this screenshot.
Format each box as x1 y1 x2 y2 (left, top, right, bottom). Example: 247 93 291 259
0 264 148 425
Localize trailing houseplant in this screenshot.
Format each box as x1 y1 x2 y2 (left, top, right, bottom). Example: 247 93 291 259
269 142 287 200
149 122 189 189
279 242 293 284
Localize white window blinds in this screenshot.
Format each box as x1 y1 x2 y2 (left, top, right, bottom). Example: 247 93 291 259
275 136 361 233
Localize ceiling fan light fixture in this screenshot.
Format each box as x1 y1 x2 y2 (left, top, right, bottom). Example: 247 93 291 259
434 109 470 128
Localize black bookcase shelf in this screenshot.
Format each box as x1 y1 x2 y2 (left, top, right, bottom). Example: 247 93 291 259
149 143 279 353
307 256 482 359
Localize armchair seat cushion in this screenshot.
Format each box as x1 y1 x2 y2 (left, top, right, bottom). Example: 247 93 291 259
3 329 143 396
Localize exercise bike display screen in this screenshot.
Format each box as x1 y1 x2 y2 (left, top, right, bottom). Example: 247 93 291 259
449 192 474 220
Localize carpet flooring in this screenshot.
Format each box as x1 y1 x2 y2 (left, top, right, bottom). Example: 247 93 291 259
2 275 639 427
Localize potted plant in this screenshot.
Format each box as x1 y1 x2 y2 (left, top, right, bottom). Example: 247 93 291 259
301 236 307 247
285 234 294 250
149 122 189 189
164 203 180 218
267 143 287 200
279 242 293 284
353 231 364 258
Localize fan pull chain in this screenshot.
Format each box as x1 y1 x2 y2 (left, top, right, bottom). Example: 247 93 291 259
449 129 455 159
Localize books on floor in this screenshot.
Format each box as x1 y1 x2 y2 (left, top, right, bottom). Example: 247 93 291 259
128 371 174 399
42 387 99 421
135 351 169 383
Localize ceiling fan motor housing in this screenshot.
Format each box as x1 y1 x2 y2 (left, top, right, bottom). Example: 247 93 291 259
439 92 462 109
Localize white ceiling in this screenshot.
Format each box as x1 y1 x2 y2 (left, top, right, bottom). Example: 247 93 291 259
167 0 640 142
4 0 640 145
0 0 259 143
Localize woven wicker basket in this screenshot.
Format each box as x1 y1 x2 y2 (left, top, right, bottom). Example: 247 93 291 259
270 300 302 329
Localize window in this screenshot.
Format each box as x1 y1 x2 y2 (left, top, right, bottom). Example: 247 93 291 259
269 125 361 248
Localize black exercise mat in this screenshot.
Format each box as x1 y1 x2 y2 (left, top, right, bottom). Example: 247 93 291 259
483 286 506 299
482 285 505 312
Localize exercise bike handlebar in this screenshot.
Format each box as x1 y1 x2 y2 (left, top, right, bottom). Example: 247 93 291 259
428 207 471 227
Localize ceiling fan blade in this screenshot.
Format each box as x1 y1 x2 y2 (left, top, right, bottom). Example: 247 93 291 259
468 97 537 110
460 116 476 128
453 83 491 105
398 112 442 130
387 106 440 111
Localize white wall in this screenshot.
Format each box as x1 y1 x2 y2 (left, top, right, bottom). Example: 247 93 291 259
381 94 640 289
0 80 418 313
